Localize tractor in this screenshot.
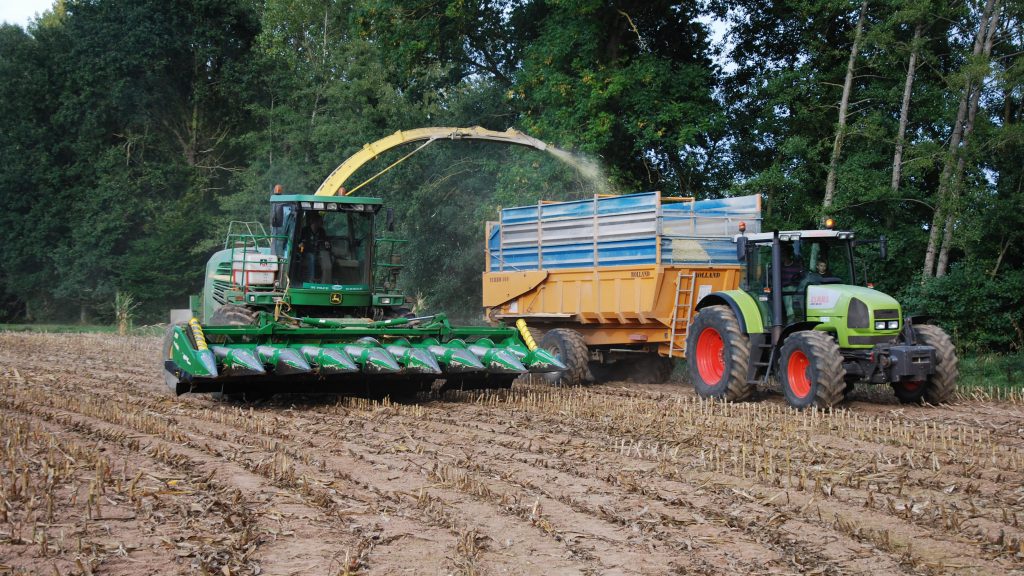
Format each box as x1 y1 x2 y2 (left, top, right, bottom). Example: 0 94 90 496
686 222 958 409
162 127 567 399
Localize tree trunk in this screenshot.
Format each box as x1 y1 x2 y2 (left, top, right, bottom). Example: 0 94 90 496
936 2 1001 277
821 0 868 223
891 24 922 193
922 0 996 278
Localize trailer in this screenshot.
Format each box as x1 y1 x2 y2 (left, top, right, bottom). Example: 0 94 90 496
482 192 761 385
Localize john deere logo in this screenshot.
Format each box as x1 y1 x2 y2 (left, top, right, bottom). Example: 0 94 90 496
329 293 342 304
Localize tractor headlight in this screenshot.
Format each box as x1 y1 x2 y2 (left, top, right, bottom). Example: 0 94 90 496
875 321 887 330
887 320 899 330
380 297 392 305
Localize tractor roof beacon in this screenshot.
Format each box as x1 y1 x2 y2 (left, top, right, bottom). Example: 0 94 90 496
685 222 958 409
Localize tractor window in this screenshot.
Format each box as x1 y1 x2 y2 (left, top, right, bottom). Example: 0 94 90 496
802 240 854 286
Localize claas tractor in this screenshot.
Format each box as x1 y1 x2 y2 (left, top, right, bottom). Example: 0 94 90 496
686 222 958 409
162 127 566 399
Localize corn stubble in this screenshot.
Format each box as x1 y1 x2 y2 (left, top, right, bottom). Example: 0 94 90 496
1 331 1022 575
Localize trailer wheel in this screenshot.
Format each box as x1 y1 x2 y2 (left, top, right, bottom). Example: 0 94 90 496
779 331 846 409
540 329 593 387
685 306 753 401
914 324 959 404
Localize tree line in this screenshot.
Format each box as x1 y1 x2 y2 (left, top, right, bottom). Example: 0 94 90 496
0 0 1021 352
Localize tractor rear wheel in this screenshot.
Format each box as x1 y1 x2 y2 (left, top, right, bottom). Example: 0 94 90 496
913 324 958 404
685 305 753 401
779 331 846 409
540 329 592 387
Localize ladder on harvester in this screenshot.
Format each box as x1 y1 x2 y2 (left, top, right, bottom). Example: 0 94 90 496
668 272 697 358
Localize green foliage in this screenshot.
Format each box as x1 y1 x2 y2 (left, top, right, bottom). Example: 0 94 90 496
959 352 1024 395
900 260 1024 354
0 0 1019 355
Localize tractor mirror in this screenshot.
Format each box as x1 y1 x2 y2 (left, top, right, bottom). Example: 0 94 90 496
386 207 395 232
736 236 748 261
879 235 888 260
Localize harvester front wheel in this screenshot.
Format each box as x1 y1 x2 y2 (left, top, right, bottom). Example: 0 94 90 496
685 306 753 401
908 324 959 404
207 304 263 402
209 304 258 326
540 329 592 387
779 331 845 409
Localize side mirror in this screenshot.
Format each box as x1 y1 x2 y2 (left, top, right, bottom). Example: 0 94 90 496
386 207 395 232
879 235 888 260
736 236 748 262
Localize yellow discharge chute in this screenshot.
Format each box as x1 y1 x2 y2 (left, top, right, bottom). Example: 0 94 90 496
313 126 550 197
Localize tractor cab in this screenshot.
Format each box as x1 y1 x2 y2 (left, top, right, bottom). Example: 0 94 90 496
737 228 866 326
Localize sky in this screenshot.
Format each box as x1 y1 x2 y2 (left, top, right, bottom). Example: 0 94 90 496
0 0 55 27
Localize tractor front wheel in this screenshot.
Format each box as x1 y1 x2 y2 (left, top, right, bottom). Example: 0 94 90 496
540 329 593 387
891 380 926 404
913 324 959 404
685 306 753 401
779 331 846 409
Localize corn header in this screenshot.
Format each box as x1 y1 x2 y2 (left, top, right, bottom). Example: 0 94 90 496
163 127 565 399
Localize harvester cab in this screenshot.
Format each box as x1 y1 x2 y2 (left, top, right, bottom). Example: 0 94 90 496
218 194 406 320
687 222 958 409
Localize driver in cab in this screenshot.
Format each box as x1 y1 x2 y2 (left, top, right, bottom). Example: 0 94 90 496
300 213 332 284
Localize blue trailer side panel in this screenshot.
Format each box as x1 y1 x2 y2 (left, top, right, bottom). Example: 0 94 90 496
489 193 761 271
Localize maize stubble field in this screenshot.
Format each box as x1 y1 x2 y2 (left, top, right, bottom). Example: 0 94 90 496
1 332 1023 575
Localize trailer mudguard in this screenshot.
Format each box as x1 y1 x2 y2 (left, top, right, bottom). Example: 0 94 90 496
694 290 765 335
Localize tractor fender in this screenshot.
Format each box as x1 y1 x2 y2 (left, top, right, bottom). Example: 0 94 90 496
779 321 823 344
695 290 765 335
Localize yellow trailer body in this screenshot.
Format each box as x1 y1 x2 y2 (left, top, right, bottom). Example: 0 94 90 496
483 192 761 360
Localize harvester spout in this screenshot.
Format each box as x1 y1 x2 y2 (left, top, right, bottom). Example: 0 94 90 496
314 127 549 197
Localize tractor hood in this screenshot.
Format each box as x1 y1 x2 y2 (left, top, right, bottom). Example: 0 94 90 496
806 284 902 348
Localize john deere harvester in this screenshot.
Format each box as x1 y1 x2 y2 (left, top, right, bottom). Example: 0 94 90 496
686 222 958 409
163 127 565 399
